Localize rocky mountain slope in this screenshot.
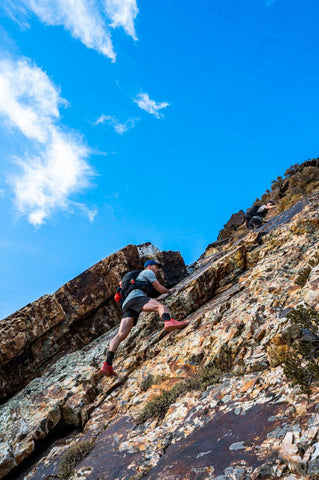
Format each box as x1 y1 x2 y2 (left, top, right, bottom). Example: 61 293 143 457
217 157 319 242
0 182 319 480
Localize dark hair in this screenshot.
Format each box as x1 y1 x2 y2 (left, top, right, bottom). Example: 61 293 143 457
267 200 275 205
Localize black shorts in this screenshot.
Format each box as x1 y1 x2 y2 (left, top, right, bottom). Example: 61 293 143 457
122 296 151 325
248 216 263 230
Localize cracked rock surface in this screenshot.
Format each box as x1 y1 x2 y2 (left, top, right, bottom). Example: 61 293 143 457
0 192 319 480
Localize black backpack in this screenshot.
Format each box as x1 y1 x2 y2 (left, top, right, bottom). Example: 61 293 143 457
114 270 160 304
245 204 261 221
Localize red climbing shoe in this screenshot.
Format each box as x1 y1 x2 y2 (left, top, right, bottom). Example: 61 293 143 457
100 362 118 377
164 318 189 333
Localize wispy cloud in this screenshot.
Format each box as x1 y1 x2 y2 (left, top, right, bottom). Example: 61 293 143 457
104 0 138 41
4 0 139 61
133 92 170 119
0 57 95 226
93 114 139 134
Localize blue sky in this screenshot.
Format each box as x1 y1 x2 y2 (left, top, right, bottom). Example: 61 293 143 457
0 0 318 319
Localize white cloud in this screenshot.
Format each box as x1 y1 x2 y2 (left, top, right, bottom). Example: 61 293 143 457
104 0 138 40
4 0 139 60
134 92 169 119
94 114 138 134
0 58 63 143
0 58 95 226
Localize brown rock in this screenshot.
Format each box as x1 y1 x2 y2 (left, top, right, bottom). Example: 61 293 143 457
217 210 246 241
0 191 319 480
0 244 185 401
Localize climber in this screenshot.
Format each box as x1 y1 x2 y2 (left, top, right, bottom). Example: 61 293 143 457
100 259 188 376
246 201 276 230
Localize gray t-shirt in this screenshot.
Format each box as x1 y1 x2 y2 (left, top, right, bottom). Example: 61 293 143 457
257 205 267 214
254 205 267 220
122 269 157 308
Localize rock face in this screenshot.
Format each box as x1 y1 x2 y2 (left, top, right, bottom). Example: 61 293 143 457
0 243 186 402
217 210 246 241
0 192 319 480
217 158 319 243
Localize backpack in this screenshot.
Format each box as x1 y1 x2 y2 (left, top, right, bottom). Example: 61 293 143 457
114 270 160 304
245 204 261 221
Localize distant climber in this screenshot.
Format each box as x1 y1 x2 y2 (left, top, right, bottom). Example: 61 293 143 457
100 259 188 377
245 201 276 230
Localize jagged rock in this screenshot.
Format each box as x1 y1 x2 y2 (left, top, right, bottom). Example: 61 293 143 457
156 250 187 286
0 243 185 401
218 157 319 244
0 191 318 480
201 239 230 259
217 210 246 241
